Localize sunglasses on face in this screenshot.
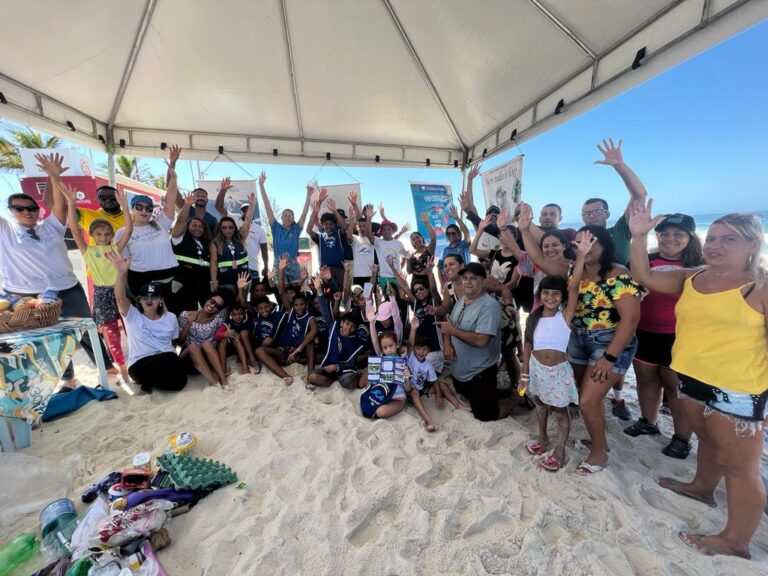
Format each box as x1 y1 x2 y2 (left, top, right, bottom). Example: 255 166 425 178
140 295 161 302
134 204 154 213
446 231 459 236
414 286 428 293
10 205 40 213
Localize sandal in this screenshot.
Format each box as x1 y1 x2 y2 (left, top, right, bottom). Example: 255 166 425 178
623 417 660 437
526 441 547 456
678 532 751 559
539 454 564 472
662 435 691 459
657 477 716 508
576 461 606 476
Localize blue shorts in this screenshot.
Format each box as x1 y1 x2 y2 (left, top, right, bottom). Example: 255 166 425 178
679 374 768 422
567 327 637 375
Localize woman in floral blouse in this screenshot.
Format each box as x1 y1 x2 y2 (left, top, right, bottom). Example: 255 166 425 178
568 225 642 476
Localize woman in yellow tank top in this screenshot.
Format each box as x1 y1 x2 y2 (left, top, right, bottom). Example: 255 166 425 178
629 199 768 560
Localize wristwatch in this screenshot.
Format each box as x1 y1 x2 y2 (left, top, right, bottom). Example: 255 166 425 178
602 352 618 363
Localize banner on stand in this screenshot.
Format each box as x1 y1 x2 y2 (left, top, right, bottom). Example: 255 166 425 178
480 155 524 217
310 182 361 219
409 182 454 255
197 179 261 225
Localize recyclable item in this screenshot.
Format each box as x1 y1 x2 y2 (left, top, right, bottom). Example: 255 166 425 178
40 498 77 538
0 532 38 576
64 557 91 576
95 500 173 548
111 487 197 511
39 288 58 304
69 497 109 556
156 452 237 490
167 432 197 455
40 515 78 561
120 468 150 490
133 452 152 471
108 484 132 502
82 471 122 503
135 540 168 576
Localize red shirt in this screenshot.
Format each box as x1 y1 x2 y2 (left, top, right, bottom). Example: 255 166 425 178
638 253 683 333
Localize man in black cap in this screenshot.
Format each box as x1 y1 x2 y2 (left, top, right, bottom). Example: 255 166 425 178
437 262 520 421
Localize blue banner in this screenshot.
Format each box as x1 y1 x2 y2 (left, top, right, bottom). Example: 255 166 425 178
409 182 453 256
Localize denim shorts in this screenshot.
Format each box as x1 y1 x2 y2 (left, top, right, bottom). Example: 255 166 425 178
567 327 638 375
678 374 768 423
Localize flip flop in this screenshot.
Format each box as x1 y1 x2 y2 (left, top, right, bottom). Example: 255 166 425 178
678 532 751 559
658 477 717 508
576 461 606 476
539 454 564 472
526 441 548 456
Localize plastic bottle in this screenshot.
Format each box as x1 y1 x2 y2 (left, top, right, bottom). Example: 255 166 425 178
0 532 38 576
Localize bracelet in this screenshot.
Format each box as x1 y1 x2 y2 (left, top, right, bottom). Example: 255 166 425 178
602 352 618 363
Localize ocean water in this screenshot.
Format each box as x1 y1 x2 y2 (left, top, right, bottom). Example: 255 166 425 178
564 210 768 255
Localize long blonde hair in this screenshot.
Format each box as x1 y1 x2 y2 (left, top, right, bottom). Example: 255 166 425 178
712 213 767 287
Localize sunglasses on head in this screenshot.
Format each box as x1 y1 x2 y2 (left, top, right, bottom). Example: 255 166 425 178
10 204 40 213
134 204 154 213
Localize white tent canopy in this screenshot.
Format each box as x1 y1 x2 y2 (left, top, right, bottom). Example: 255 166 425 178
1 0 765 168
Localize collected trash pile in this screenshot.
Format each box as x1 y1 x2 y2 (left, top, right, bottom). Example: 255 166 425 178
0 433 238 576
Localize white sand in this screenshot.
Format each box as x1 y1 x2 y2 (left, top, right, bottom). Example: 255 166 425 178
4 361 768 575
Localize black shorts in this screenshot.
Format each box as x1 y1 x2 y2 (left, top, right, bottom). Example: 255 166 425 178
453 364 501 421
679 374 768 422
634 329 675 367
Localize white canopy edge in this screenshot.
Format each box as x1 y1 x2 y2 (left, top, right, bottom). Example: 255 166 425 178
1 0 765 169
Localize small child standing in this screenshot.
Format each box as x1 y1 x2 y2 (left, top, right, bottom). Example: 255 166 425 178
215 303 258 375
522 231 592 472
62 183 132 382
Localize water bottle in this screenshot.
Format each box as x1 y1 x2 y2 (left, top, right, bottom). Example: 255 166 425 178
0 532 38 576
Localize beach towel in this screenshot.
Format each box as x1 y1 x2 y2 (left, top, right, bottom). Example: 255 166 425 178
42 386 117 422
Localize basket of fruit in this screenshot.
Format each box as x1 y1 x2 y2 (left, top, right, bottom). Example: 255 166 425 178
0 295 62 334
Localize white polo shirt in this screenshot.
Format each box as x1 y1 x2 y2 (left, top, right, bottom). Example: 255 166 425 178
0 215 78 293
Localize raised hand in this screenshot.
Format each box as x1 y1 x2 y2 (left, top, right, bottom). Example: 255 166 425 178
411 316 420 330
279 254 289 270
300 266 309 282
318 187 329 204
333 292 342 302
399 223 411 235
248 192 257 205
516 203 533 231
59 182 77 204
478 215 493 230
497 207 508 229
259 171 267 187
327 197 337 211
425 255 435 269
628 198 663 237
343 259 353 271
312 274 322 292
595 138 624 167
236 271 250 290
168 144 181 167
449 204 460 220
105 251 131 274
220 177 233 193
183 191 195 208
572 230 597 257
419 212 430 224
379 204 387 220
468 164 481 180
34 153 68 177
348 190 358 205
363 204 375 220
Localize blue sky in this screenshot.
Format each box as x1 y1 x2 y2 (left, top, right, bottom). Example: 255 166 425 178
2 19 766 227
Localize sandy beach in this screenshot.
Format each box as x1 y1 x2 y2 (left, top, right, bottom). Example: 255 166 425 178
3 360 767 576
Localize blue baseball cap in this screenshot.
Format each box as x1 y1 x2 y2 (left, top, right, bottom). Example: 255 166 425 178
130 194 154 209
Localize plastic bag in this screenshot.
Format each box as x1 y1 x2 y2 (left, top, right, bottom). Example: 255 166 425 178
93 500 173 548
69 497 110 557
0 453 73 528
135 541 167 576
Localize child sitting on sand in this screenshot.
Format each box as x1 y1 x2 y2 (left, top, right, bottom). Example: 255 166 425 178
358 315 409 419
215 303 259 375
255 292 317 385
523 232 591 472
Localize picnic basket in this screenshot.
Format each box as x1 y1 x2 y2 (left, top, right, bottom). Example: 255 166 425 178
0 300 62 334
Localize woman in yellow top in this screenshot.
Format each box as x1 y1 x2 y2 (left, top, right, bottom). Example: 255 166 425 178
629 199 767 560
61 183 133 383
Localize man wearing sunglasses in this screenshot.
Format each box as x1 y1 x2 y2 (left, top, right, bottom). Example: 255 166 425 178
1 153 115 387
75 185 126 244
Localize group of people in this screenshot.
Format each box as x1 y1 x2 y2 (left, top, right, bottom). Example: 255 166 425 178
0 139 765 561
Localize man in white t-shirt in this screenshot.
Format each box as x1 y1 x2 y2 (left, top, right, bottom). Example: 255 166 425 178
0 153 115 385
369 219 408 289
215 178 269 281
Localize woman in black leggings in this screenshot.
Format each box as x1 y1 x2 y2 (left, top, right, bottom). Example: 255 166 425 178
106 252 187 394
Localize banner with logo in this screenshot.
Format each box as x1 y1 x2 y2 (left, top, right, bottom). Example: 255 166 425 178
197 179 261 225
409 182 454 255
480 155 523 217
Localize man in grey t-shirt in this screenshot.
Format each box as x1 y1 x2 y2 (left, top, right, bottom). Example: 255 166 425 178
437 262 519 421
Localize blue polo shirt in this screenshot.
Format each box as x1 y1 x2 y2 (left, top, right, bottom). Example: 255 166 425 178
270 220 302 259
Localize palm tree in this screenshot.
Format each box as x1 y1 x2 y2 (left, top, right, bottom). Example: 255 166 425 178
152 174 167 190
98 155 152 184
0 127 60 173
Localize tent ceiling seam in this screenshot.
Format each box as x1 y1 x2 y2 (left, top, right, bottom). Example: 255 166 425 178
467 0 689 156
527 0 596 59
379 0 466 151
279 0 304 139
108 0 157 127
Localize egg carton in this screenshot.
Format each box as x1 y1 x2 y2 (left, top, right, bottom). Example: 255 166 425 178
156 452 237 490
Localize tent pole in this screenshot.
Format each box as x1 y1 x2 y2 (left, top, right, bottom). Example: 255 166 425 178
106 126 116 187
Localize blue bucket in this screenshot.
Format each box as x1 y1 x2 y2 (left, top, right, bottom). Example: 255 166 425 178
39 498 76 538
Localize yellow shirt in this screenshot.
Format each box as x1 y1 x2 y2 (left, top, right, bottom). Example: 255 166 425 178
672 273 768 395
78 208 126 244
84 245 118 287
